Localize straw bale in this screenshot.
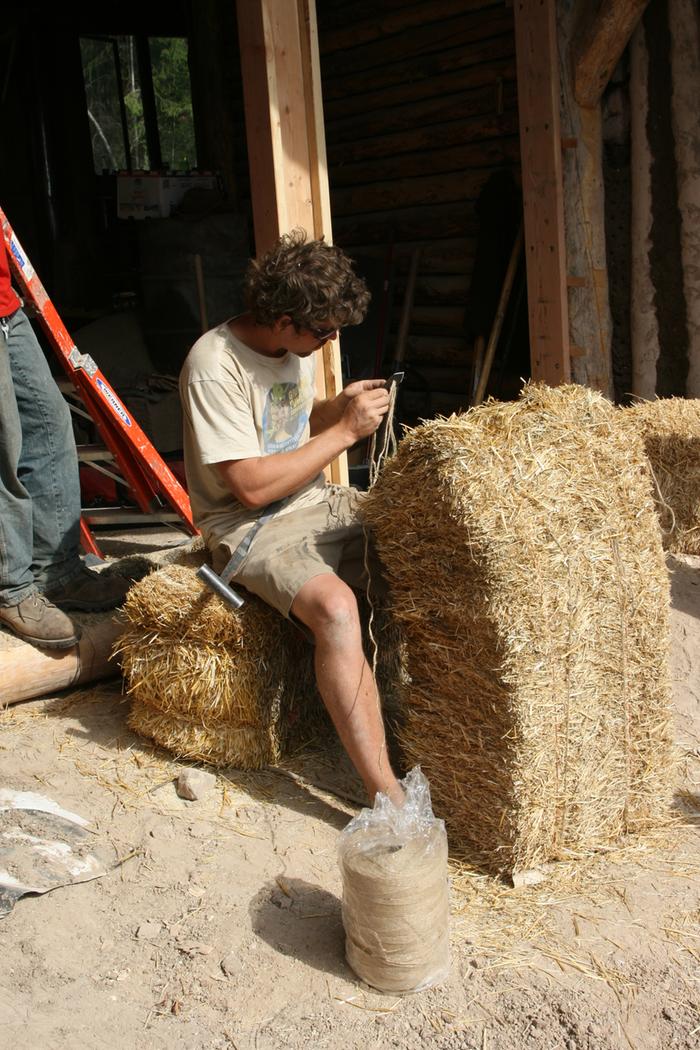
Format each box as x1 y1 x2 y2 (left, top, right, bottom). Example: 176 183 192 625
619 397 700 554
361 383 673 875
127 698 277 768
117 564 317 768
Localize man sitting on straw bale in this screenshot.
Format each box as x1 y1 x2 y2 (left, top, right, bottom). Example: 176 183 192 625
179 230 402 805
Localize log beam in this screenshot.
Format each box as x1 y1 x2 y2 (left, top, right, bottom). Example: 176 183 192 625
514 0 570 386
236 0 347 483
1 617 122 707
572 0 650 108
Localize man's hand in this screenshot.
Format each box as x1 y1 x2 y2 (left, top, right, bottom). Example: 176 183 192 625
219 382 390 508
340 385 390 442
311 378 388 436
341 378 387 401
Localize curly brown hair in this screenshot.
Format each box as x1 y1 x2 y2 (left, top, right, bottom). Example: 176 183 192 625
243 229 370 330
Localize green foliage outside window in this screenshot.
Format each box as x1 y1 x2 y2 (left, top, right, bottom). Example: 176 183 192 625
150 37 197 171
81 35 196 174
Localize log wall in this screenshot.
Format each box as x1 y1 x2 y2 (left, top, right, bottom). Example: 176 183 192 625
316 0 521 415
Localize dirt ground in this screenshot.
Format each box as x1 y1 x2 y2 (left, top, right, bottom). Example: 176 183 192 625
1 537 699 1050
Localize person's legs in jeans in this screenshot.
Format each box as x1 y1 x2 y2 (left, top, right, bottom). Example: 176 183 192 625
0 308 80 647
0 309 128 646
0 309 38 605
3 309 83 595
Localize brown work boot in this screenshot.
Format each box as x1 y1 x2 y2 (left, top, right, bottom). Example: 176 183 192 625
45 565 131 612
0 592 81 650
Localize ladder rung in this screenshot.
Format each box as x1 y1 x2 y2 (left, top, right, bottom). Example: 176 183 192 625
82 507 181 526
77 444 115 462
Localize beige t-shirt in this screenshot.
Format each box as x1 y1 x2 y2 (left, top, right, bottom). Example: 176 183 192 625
179 320 327 549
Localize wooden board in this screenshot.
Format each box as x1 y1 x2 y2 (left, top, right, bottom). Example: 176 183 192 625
328 111 519 166
322 8 513 78
237 0 347 484
326 81 518 144
329 137 520 187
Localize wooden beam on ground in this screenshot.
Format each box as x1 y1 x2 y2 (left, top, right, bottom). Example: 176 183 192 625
513 0 570 386
237 0 347 484
1 616 122 707
572 0 650 108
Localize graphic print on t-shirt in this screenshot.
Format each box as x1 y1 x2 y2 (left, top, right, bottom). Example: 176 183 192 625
262 379 311 453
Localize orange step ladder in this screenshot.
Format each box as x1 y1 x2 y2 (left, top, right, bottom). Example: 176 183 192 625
1 207 198 557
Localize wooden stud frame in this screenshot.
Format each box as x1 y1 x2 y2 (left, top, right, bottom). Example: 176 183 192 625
237 0 347 483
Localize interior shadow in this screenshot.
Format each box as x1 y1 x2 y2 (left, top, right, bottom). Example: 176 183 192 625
249 877 351 980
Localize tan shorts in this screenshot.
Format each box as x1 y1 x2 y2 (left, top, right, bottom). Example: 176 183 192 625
212 486 382 618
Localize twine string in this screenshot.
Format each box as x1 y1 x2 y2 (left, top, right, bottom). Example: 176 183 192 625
368 382 399 489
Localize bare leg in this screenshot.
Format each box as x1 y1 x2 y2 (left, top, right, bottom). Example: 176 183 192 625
291 573 403 805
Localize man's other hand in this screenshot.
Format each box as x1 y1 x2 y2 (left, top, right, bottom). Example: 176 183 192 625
341 386 390 442
341 378 387 401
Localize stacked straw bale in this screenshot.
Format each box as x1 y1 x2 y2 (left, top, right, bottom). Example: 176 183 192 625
619 397 700 554
117 562 401 769
361 383 673 875
118 564 318 768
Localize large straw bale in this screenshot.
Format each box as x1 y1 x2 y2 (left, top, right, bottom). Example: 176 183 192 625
118 564 316 767
361 383 673 875
620 397 700 554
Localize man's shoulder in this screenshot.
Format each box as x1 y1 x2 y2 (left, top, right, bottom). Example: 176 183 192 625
181 322 247 384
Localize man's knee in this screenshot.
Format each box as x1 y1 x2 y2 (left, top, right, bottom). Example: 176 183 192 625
292 573 360 637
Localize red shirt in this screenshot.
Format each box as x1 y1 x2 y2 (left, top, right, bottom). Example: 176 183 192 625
0 238 21 317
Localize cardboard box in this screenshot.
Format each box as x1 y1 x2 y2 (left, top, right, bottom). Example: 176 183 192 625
117 174 169 220
117 173 219 220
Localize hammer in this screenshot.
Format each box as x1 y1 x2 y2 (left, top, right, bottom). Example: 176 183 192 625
196 498 287 610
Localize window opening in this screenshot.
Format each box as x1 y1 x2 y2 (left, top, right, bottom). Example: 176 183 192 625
80 35 196 174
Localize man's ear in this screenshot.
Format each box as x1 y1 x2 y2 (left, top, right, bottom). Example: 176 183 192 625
273 315 293 333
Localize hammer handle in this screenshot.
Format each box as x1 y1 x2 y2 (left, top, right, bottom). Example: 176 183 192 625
197 564 245 610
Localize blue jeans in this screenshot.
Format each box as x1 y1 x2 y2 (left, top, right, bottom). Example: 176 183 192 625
0 308 82 606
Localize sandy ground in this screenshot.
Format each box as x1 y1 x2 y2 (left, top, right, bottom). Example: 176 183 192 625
1 543 699 1050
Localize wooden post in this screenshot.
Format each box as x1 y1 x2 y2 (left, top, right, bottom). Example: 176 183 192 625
669 0 700 397
513 0 571 386
558 0 615 399
562 103 613 397
572 0 651 109
237 0 347 483
559 0 650 399
629 21 658 399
